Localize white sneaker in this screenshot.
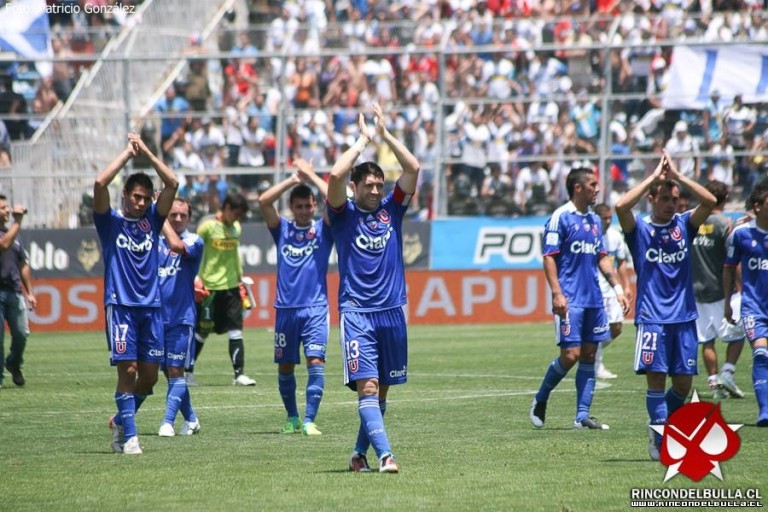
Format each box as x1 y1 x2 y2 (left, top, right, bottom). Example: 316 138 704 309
596 365 618 379
108 415 124 454
123 436 143 455
180 419 201 436
379 454 400 473
717 372 745 398
185 372 198 387
158 422 175 437
233 374 256 386
529 398 546 429
648 422 660 461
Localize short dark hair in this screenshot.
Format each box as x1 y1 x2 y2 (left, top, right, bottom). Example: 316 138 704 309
223 192 250 213
749 182 768 211
649 179 681 198
289 184 314 204
173 197 192 216
593 203 611 216
0 194 7 201
705 180 729 206
565 167 594 198
350 162 385 185
124 172 153 195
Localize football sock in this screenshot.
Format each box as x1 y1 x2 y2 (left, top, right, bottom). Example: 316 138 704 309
665 388 687 416
575 362 596 422
753 347 768 414
116 392 137 438
278 372 299 418
535 358 568 403
229 338 245 376
647 390 666 445
357 396 391 459
304 365 325 423
180 385 197 422
355 400 386 455
163 377 186 424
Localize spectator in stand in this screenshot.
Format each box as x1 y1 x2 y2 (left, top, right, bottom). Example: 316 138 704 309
0 120 11 167
289 58 320 109
724 94 756 195
708 134 736 186
664 121 701 181
703 89 727 147
570 88 600 146
296 110 333 167
51 37 76 102
155 85 190 154
516 161 552 214
186 59 211 113
231 32 259 62
0 75 29 141
460 107 490 195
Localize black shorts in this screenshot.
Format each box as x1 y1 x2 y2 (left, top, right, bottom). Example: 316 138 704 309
197 287 243 335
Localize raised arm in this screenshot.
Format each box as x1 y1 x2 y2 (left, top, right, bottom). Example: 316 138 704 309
662 149 716 228
295 158 328 198
0 205 26 251
615 156 665 233
93 139 136 214
129 132 179 217
372 102 420 195
329 112 371 208
258 173 300 229
162 221 186 254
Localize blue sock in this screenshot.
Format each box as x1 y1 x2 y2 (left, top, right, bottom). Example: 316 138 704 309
304 365 325 423
358 396 392 460
665 388 687 416
180 386 197 422
753 347 768 417
647 390 666 445
575 362 596 422
163 377 186 424
278 372 299 418
115 392 137 438
535 358 568 403
355 400 386 455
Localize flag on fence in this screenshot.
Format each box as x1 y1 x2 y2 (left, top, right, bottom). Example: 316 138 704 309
0 0 53 77
662 45 768 110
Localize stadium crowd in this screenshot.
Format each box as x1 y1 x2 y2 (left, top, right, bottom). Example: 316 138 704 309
1 0 768 220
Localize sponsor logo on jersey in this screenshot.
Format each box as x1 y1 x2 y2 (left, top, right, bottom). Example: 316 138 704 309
571 240 598 254
212 238 238 251
389 366 407 378
645 247 687 263
355 226 394 252
747 257 768 270
282 240 317 259
116 233 153 253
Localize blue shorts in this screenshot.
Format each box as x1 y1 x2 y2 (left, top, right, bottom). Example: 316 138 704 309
105 305 164 365
162 324 195 370
742 314 768 344
633 321 698 376
274 305 329 364
340 307 408 387
555 306 610 348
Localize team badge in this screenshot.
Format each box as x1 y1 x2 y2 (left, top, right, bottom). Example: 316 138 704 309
137 218 152 233
377 210 391 223
643 351 654 364
115 341 127 354
348 360 359 373
307 227 316 239
670 226 683 241
561 321 571 336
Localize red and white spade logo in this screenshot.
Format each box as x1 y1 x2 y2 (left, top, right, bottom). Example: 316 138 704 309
652 391 742 482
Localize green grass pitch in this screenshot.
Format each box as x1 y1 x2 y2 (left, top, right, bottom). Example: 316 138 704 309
1 323 765 511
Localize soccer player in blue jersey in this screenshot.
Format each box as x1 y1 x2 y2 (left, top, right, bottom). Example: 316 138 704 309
157 198 204 437
530 168 630 431
615 151 716 460
259 158 333 436
724 182 768 426
327 103 419 473
94 133 179 455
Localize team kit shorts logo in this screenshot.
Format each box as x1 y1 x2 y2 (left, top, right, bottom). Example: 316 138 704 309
652 391 742 482
348 360 359 373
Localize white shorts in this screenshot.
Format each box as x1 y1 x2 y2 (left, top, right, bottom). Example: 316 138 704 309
603 293 624 325
695 294 745 344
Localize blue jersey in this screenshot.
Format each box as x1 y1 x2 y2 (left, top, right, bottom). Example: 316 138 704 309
158 230 204 326
725 220 768 319
94 203 165 307
541 201 605 308
625 211 697 324
270 217 333 308
328 184 410 312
